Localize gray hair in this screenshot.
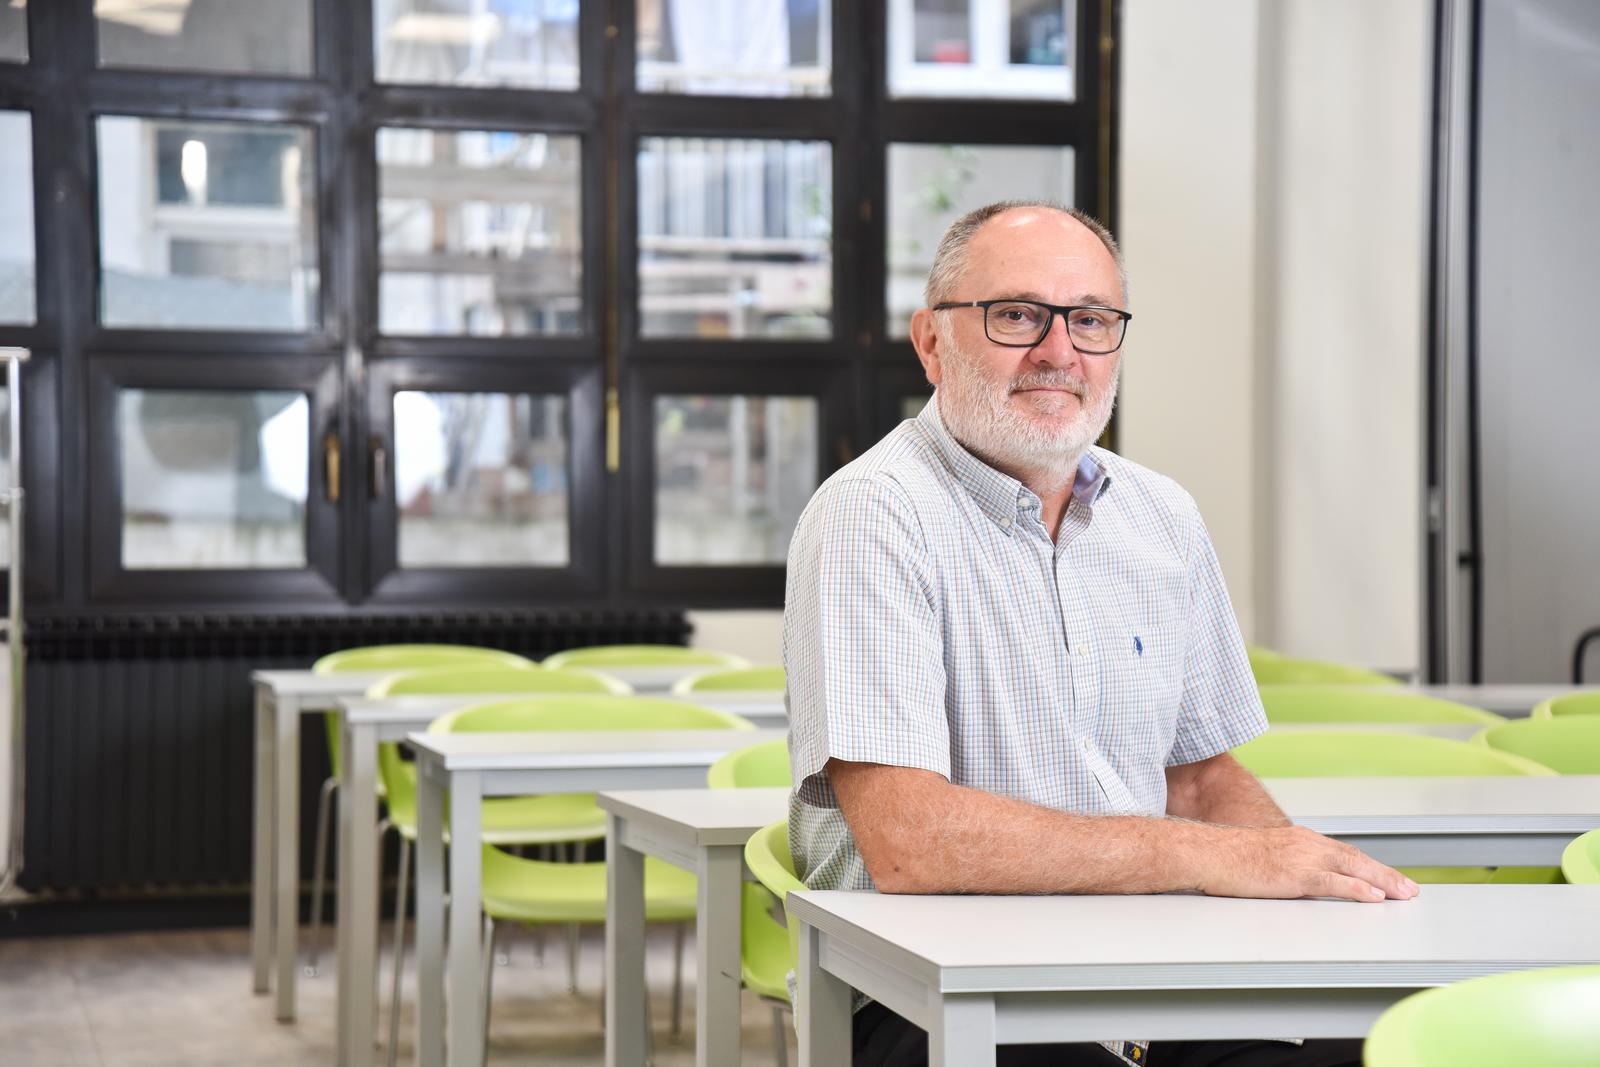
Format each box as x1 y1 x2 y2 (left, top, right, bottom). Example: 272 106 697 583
923 199 1129 308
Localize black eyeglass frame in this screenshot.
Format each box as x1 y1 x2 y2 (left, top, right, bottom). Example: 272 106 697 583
932 300 1134 354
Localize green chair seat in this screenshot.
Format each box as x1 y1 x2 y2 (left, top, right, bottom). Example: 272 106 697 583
1473 717 1600 775
674 665 786 694
1260 686 1503 726
542 644 750 669
431 693 757 735
1248 647 1400 687
738 880 792 1001
479 845 697 925
707 738 791 789
1362 964 1600 1066
1532 691 1600 719
1561 828 1600 884
745 819 808 982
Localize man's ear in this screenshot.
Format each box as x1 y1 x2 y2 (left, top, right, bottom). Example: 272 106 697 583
909 307 943 386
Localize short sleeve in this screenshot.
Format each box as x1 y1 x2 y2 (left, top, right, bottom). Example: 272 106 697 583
1165 511 1267 766
784 474 950 805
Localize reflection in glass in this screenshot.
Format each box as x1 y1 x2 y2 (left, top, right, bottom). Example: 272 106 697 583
637 0 830 97
374 0 578 90
655 394 817 565
119 389 308 569
638 137 831 339
0 0 26 63
886 142 1073 335
95 0 312 76
97 117 320 331
889 0 1074 100
0 112 34 325
394 391 569 567
378 128 581 337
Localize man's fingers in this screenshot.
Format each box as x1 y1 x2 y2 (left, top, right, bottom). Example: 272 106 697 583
1312 871 1388 903
1333 847 1420 900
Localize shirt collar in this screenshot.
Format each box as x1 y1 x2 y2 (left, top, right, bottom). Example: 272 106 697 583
915 396 1112 536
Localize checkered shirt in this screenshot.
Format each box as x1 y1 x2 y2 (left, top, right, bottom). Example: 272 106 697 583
782 397 1267 1065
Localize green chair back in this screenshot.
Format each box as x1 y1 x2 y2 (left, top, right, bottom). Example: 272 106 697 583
1473 717 1600 775
706 738 791 789
1362 964 1600 1066
1260 685 1503 726
674 665 786 694
1561 828 1600 884
744 819 807 981
541 644 749 670
1248 647 1399 687
431 694 757 735
370 664 629 697
1531 691 1600 719
1232 731 1556 778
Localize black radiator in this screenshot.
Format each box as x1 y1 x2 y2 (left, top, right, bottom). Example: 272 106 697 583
19 611 690 894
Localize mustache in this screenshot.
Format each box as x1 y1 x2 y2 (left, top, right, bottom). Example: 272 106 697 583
1008 371 1088 397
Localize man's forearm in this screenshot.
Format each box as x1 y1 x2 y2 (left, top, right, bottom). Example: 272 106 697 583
1165 751 1291 828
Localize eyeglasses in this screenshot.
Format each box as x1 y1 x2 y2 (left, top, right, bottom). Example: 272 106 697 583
932 299 1133 354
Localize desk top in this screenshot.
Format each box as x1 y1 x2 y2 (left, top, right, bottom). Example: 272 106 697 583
1406 684 1590 716
339 692 786 727
598 787 789 845
1265 775 1600 831
790 884 1600 992
253 669 389 697
408 728 787 773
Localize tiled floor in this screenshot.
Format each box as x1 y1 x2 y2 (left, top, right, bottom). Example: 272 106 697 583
0 922 798 1066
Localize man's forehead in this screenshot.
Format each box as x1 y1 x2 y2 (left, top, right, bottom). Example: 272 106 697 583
964 210 1120 294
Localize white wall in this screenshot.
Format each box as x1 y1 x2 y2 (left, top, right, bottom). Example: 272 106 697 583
1119 0 1429 672
687 609 784 664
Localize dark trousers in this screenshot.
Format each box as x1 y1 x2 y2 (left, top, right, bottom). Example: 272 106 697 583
852 1002 1365 1067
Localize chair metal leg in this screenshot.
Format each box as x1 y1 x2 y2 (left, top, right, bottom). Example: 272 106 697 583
566 922 580 994
384 838 411 1067
304 775 339 977
481 915 498 1067
670 921 687 1039
772 1005 790 1067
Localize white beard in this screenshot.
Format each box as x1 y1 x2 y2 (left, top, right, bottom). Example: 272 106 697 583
934 329 1120 494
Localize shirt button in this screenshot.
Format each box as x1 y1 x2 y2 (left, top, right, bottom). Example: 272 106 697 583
1000 516 1012 528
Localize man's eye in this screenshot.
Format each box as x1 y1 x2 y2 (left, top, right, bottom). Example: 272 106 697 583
1070 313 1106 330
995 304 1042 324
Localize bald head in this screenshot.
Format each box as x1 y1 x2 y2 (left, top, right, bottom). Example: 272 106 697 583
923 200 1128 309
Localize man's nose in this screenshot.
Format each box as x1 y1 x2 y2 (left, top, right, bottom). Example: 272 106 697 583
1028 312 1081 367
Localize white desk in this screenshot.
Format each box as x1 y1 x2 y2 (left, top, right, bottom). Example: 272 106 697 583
596 664 741 693
672 690 787 729
409 728 786 1067
1268 776 1600 866
598 787 791 1067
1407 683 1590 717
1267 722 1484 740
250 669 389 1022
791 885 1600 1066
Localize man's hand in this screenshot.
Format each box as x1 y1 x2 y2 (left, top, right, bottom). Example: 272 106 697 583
1197 824 1420 903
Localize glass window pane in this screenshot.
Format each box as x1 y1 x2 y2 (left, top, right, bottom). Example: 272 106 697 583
394 391 570 567
377 128 581 337
119 388 308 569
638 137 832 339
95 0 312 77
96 118 320 331
886 142 1074 335
0 1 26 63
637 0 829 97
0 112 34 325
374 0 579 90
655 394 817 565
889 0 1075 100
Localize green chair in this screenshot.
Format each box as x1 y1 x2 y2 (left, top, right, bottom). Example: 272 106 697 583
1473 716 1600 775
433 695 756 1048
1362 964 1600 1066
542 644 749 670
744 819 808 1003
706 739 793 1064
304 645 533 976
1259 686 1503 726
1561 828 1600 884
1531 691 1600 719
673 665 786 695
1248 647 1400 687
1231 731 1556 884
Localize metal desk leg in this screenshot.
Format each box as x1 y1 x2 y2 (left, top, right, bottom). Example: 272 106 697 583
337 718 380 1067
696 845 744 1067
929 996 997 1067
797 920 850 1067
604 812 648 1067
251 682 276 995
274 694 302 1021
414 761 446 1067
445 773 483 1067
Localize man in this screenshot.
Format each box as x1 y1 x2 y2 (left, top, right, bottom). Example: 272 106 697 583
782 201 1417 1067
